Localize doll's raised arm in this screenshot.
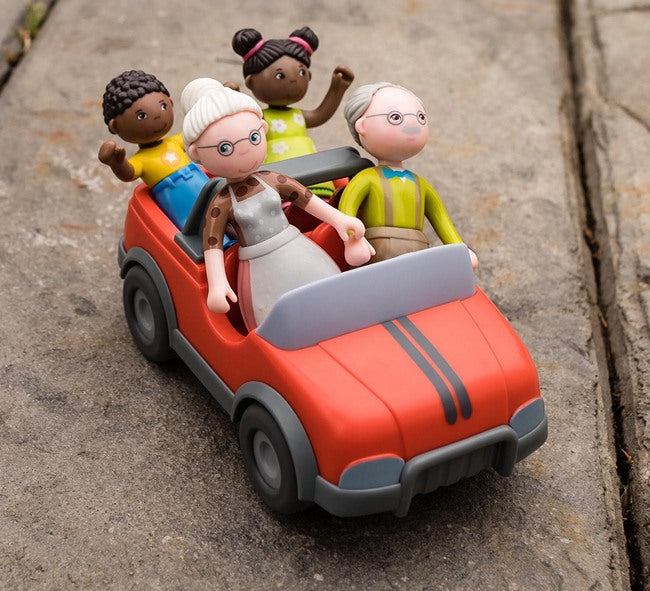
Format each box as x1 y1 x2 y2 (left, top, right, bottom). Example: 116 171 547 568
302 65 354 128
98 140 136 182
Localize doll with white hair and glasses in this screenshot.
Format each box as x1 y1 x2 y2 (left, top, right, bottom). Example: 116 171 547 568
181 78 374 330
339 83 478 268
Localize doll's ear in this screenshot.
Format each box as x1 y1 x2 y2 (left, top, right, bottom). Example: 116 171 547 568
354 117 366 137
244 75 254 90
107 119 118 135
260 119 269 133
187 142 200 163
308 70 312 81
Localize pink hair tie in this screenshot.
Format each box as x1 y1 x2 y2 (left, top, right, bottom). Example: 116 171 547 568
288 36 313 55
243 39 265 60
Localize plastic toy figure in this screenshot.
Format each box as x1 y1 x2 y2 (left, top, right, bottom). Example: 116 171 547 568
99 70 209 229
232 26 354 197
181 78 373 330
339 82 478 267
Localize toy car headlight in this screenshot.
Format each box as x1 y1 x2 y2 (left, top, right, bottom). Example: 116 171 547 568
338 455 405 490
509 398 546 438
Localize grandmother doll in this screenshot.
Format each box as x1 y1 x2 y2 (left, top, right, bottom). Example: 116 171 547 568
181 78 373 330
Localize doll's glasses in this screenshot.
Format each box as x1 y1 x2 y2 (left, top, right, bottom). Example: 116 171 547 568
363 110 427 126
197 125 264 157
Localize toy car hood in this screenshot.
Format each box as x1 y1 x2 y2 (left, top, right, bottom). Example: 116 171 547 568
255 244 540 477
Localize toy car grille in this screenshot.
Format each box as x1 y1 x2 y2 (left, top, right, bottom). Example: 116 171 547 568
395 425 518 516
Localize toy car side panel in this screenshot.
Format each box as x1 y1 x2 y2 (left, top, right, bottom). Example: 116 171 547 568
124 185 205 286
123 186 250 377
244 332 407 485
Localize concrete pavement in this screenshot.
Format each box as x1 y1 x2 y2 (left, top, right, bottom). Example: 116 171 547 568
570 0 650 585
0 0 647 589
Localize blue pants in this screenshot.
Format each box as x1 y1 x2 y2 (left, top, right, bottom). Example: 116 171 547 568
151 162 208 230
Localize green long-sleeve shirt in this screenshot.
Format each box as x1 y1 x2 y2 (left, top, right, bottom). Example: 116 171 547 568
338 166 462 244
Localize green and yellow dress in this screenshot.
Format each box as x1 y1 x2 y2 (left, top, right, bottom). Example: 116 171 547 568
263 106 335 197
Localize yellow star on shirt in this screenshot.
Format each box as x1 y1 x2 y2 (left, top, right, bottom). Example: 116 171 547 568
163 151 179 165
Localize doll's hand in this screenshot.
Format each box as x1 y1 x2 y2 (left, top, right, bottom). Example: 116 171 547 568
344 236 375 267
335 215 375 266
98 140 126 167
207 284 238 314
223 81 240 92
334 215 365 243
332 65 354 90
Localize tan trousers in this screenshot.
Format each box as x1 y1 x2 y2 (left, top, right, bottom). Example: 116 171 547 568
365 226 429 264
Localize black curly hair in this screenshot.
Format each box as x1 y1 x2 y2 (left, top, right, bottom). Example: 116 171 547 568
102 70 170 125
232 27 319 77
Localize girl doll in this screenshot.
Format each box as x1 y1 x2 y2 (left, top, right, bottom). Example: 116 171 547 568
181 78 373 330
232 27 354 197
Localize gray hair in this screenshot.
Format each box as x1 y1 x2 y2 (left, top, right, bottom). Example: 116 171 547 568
344 82 408 145
181 78 262 147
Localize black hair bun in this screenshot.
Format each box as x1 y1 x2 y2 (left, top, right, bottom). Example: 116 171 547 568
288 26 319 53
232 28 263 57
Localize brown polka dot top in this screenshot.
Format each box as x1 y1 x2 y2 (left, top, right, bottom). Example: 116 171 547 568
202 171 313 252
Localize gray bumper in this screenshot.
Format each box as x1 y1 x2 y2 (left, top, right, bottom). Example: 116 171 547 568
313 411 548 518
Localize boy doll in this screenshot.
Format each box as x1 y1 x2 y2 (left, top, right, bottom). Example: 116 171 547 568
99 70 208 229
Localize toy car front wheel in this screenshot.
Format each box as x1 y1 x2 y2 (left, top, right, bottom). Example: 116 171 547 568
239 404 308 514
123 265 175 362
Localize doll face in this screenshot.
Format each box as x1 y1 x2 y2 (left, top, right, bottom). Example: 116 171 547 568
245 55 312 106
354 86 429 164
189 110 269 182
108 91 174 144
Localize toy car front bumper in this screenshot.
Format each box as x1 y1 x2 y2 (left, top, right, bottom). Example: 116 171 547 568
312 409 548 518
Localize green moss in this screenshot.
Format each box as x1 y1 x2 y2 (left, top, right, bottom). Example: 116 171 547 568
23 1 48 38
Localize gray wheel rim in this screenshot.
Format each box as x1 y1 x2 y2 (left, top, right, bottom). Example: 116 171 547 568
253 430 281 489
133 289 155 342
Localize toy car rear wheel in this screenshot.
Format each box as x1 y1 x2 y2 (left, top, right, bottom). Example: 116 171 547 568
123 265 175 362
239 404 308 514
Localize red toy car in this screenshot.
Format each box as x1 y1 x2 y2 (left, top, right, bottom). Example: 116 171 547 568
118 147 547 517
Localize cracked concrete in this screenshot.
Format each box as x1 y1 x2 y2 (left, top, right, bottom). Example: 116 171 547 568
0 0 647 589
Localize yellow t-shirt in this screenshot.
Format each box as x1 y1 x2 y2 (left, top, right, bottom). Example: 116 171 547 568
128 133 191 187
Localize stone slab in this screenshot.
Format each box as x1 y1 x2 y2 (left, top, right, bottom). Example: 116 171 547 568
573 0 650 585
0 0 631 589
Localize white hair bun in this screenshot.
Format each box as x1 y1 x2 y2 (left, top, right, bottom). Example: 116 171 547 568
180 78 225 113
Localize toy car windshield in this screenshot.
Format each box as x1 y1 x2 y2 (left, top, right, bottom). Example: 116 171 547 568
257 243 476 349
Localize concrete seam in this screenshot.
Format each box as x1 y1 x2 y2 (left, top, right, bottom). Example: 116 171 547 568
560 0 646 588
598 4 650 16
0 0 58 93
611 102 650 137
